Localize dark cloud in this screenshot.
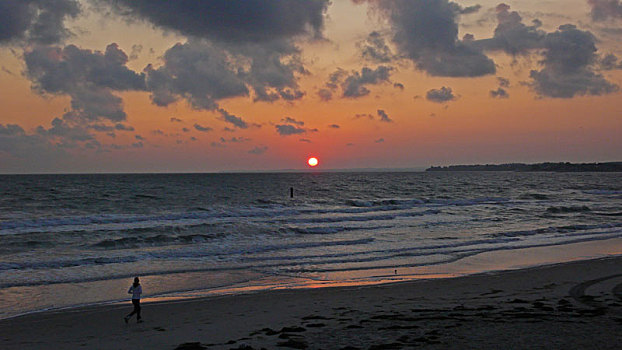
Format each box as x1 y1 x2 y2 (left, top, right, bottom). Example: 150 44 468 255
0 0 80 45
359 31 395 63
115 123 134 131
194 124 213 132
375 138 385 143
588 0 622 21
529 24 619 98
475 4 545 55
340 66 393 98
299 138 312 143
393 82 404 90
101 0 329 43
360 0 495 77
248 145 268 155
145 38 307 108
282 117 304 126
459 5 482 15
24 43 146 122
182 128 190 133
218 108 249 129
497 77 510 88
170 117 183 123
328 124 340 129
377 109 393 123
426 86 456 103
490 88 509 98
35 117 93 144
275 124 307 136
129 44 143 60
599 53 622 70
317 88 333 101
144 40 248 110
135 135 144 141
0 124 26 136
222 136 250 143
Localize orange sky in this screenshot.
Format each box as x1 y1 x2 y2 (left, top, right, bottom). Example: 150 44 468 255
0 0 621 173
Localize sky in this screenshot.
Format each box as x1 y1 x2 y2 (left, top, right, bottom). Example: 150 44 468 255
0 0 621 173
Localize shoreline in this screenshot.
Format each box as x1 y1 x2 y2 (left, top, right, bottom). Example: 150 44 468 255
2 247 622 349
2 237 621 322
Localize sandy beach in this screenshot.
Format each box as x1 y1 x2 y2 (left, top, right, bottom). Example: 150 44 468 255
2 255 621 350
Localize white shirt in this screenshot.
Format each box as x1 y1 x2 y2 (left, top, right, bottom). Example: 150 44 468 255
128 285 142 300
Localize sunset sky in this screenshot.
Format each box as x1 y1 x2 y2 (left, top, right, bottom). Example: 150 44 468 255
0 0 621 173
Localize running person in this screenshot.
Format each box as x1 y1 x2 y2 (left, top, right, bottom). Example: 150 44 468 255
124 277 143 323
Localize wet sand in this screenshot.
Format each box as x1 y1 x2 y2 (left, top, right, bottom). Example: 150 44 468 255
1 256 621 349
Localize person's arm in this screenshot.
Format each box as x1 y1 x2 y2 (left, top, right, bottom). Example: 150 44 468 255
128 286 133 294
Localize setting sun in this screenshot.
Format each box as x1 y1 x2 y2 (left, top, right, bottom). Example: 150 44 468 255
307 157 319 167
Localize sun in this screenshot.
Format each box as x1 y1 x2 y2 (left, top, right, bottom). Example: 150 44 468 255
307 157 319 167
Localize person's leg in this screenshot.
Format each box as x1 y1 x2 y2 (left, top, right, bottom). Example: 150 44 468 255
136 300 141 321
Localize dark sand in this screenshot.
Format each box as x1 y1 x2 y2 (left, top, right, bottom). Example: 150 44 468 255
1 256 621 349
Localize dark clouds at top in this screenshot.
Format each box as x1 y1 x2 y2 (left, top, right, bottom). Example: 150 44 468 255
25 43 146 121
529 24 619 98
0 0 80 45
476 4 546 55
101 0 329 43
358 0 495 77
588 0 622 21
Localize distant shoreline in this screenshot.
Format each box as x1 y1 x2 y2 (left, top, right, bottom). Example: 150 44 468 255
426 161 622 172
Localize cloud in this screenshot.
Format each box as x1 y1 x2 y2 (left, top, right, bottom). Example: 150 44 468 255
426 86 456 103
144 40 248 110
129 44 143 60
317 88 333 101
0 124 26 136
282 117 304 126
375 138 385 143
328 124 340 129
324 66 393 98
217 108 249 129
0 0 80 45
393 82 404 90
145 37 309 107
24 43 146 122
101 0 329 43
377 109 393 123
599 53 622 70
359 31 395 63
497 77 510 88
115 123 134 131
529 24 619 98
170 117 183 123
135 135 144 141
359 0 495 77
275 124 306 136
248 145 268 155
194 124 213 132
490 88 509 98
475 4 545 55
459 5 482 15
588 0 622 21
222 137 250 143
299 138 312 143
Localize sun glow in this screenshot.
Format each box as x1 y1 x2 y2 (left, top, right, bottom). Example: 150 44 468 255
307 157 319 167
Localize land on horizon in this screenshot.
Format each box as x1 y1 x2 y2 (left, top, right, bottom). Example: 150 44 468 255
426 161 622 172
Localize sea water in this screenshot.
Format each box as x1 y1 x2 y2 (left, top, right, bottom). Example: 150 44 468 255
0 172 621 319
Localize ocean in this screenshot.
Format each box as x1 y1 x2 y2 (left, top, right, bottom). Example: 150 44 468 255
1 172 621 319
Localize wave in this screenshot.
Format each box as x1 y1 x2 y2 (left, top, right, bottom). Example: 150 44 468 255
491 222 622 238
546 205 591 214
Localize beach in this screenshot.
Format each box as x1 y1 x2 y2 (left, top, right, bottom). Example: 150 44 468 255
2 254 621 349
